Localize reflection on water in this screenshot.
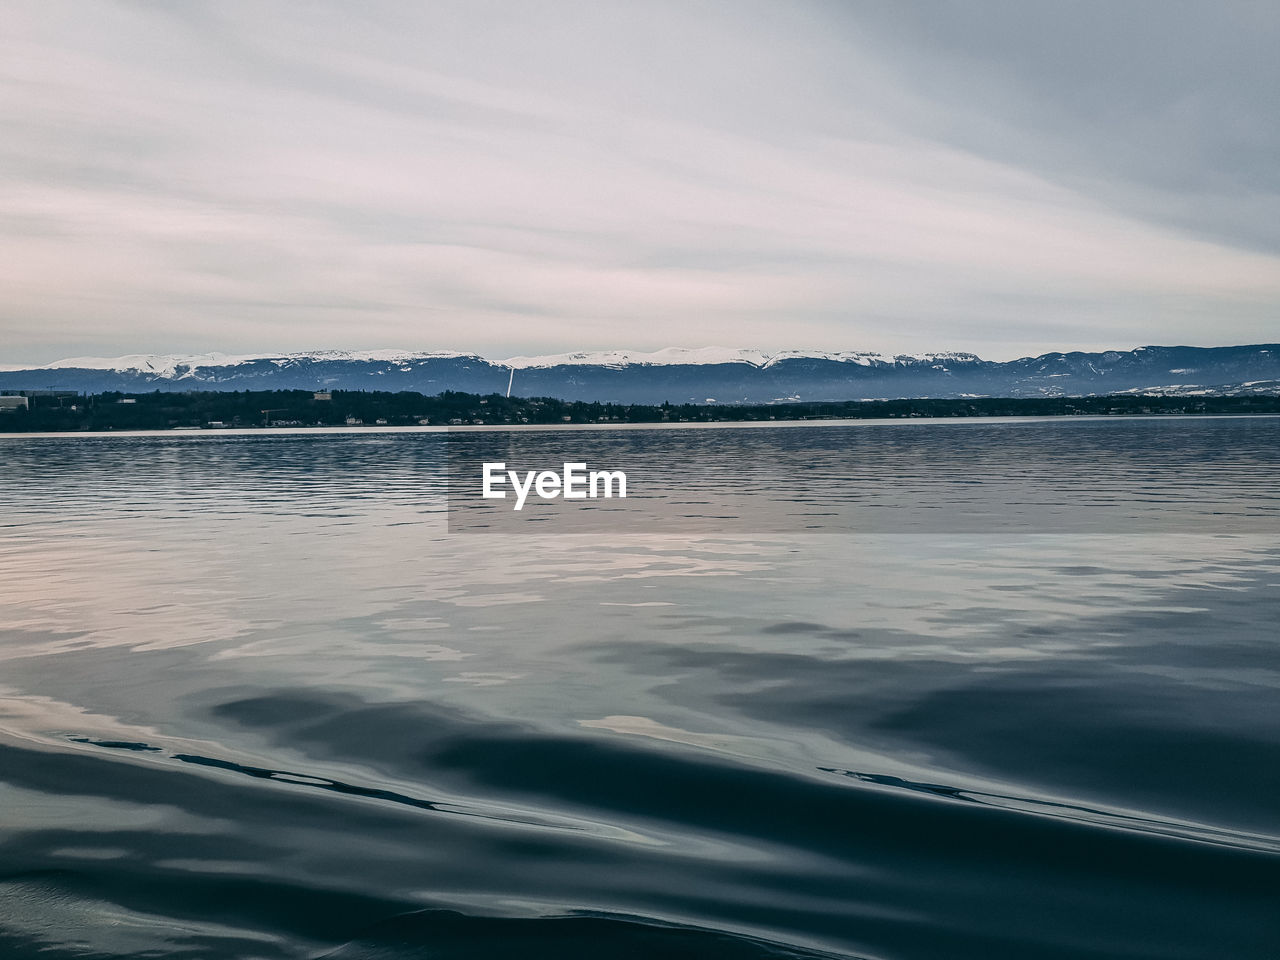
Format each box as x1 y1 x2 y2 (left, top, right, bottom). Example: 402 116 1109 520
445 417 1280 533
1 421 1278 959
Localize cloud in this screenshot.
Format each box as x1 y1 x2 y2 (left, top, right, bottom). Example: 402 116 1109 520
0 0 1277 363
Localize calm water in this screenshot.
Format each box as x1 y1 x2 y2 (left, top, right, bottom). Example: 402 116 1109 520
1 419 1278 959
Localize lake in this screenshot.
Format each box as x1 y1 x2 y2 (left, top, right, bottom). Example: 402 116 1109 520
1 418 1278 959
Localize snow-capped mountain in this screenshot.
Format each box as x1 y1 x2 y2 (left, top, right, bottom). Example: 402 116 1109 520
36 349 474 377
2 344 1278 403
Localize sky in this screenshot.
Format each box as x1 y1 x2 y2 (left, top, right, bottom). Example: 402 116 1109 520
2 0 1278 364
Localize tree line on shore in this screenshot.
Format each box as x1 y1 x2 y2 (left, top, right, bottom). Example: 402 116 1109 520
2 388 1278 432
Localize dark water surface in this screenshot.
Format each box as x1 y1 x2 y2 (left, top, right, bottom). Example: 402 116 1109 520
1 419 1278 959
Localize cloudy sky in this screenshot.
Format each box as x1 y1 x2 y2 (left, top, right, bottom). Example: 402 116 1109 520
2 1 1277 363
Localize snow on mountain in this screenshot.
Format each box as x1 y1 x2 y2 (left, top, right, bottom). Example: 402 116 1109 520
892 352 983 363
259 349 476 365
504 347 777 369
35 349 476 375
40 353 253 377
24 347 990 373
501 348 956 369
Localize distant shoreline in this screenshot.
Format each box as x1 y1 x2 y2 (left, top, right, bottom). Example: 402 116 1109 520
7 414 1280 443
2 389 1279 436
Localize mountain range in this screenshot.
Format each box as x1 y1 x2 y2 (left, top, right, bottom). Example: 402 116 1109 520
2 344 1278 404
